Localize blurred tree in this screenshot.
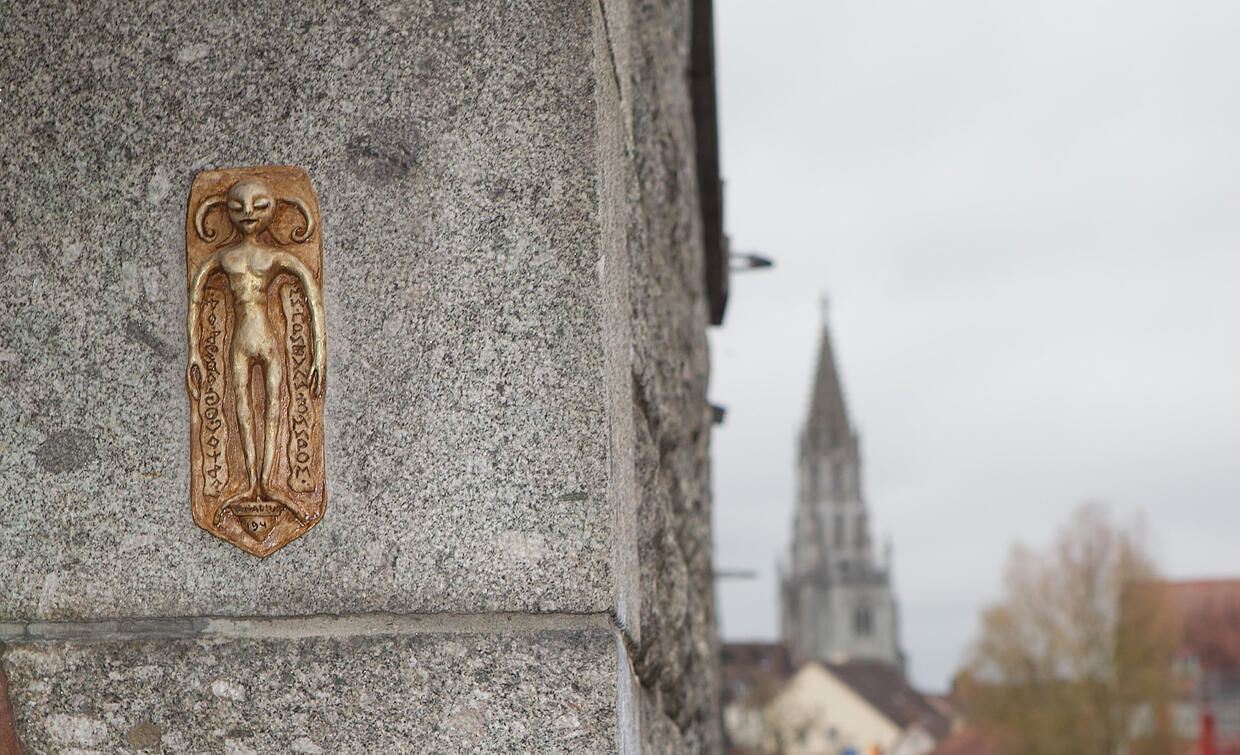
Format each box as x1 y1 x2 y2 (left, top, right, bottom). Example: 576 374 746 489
955 503 1181 755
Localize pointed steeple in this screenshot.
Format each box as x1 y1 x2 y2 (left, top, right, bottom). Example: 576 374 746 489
781 296 904 671
802 300 852 456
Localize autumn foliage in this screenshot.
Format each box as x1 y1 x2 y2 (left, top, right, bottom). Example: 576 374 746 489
955 504 1180 755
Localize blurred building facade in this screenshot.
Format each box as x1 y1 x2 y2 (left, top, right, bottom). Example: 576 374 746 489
721 643 949 755
779 318 903 669
722 643 799 754
1164 580 1240 754
763 659 948 755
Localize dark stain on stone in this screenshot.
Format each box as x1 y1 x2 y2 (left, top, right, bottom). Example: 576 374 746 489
126 721 162 749
31 120 57 143
345 128 423 185
34 429 97 474
125 317 178 361
487 178 517 203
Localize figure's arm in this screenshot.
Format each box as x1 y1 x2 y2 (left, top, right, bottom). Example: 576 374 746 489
186 253 222 399
277 253 327 395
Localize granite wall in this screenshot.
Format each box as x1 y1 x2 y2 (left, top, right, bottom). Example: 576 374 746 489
0 0 718 751
603 1 723 751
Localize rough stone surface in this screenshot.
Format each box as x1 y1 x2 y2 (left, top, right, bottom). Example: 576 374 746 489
0 0 626 621
4 629 621 753
600 0 722 750
595 0 643 645
642 684 691 755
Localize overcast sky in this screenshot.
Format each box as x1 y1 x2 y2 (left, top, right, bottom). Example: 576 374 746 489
709 0 1240 692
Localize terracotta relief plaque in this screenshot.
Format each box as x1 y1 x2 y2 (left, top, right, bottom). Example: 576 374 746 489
185 166 326 557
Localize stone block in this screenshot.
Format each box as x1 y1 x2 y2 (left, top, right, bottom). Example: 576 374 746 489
4 628 625 753
0 0 634 622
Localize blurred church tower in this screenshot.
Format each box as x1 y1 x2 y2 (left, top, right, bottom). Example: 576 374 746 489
779 303 905 671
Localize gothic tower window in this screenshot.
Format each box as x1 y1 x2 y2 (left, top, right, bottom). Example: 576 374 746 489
834 513 844 548
854 605 873 636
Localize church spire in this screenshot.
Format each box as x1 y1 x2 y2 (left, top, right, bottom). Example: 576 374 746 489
781 296 904 671
802 300 851 456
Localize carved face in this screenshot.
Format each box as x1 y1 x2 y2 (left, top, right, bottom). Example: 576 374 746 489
226 178 276 236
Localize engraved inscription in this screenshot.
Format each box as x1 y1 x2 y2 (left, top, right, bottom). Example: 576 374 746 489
281 283 316 493
198 289 230 497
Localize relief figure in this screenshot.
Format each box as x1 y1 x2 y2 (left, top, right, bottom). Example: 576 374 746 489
185 171 326 551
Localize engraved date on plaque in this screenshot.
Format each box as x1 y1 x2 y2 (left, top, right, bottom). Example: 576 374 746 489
185 166 326 558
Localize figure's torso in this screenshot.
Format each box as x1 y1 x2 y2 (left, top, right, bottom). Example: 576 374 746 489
221 243 280 355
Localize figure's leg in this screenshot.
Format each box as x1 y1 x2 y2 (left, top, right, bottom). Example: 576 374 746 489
215 354 258 525
258 349 312 524
233 354 259 496
260 351 283 498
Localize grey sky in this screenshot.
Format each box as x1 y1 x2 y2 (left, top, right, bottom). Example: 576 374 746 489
709 0 1240 691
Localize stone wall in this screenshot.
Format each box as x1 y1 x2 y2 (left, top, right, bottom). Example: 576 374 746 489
602 0 723 751
0 0 718 752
